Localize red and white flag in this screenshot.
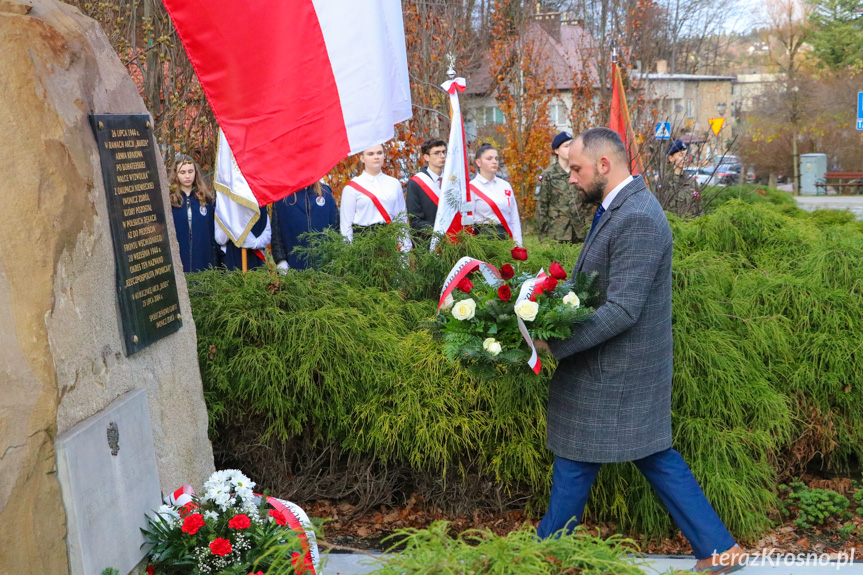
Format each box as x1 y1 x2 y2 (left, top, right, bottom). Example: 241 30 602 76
162 0 411 206
430 77 473 249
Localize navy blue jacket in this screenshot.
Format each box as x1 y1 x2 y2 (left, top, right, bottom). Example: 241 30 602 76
171 190 218 273
222 206 269 271
271 185 339 270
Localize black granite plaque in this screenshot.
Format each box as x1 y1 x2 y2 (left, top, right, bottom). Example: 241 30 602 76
90 114 182 355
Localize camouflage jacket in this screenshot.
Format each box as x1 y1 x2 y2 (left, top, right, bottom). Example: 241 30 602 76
534 161 591 242
666 171 702 217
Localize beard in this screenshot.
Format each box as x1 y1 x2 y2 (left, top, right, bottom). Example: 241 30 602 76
578 172 607 206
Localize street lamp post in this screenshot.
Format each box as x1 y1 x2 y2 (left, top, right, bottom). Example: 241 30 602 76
715 102 727 161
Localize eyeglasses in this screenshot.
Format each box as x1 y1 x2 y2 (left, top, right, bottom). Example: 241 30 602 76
428 150 447 156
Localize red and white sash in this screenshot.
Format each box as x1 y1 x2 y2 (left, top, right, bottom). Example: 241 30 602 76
468 184 513 239
346 181 392 224
410 172 440 206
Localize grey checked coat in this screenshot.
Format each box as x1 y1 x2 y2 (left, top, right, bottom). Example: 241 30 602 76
547 176 674 462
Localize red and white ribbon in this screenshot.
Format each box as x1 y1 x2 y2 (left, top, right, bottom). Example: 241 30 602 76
514 270 547 375
437 256 501 312
442 77 466 95
266 496 319 575
167 484 195 507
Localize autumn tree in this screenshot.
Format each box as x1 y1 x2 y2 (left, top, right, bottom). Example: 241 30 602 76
486 1 557 218
68 0 217 172
759 0 811 192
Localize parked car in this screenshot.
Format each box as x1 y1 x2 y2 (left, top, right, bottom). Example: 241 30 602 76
715 163 740 185
712 154 742 171
684 166 719 186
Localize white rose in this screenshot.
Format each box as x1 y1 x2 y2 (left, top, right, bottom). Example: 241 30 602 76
562 291 581 308
441 293 455 310
483 337 502 356
514 299 539 322
451 298 476 321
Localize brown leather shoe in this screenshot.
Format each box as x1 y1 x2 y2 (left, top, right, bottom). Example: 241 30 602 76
691 545 747 573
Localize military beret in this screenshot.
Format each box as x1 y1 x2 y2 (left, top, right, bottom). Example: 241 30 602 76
666 139 687 157
552 131 573 150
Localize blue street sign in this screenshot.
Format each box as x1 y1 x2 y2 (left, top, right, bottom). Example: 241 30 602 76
655 122 671 140
857 92 863 130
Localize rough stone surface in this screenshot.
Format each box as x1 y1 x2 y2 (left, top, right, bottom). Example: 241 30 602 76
56 389 162 575
0 1 214 573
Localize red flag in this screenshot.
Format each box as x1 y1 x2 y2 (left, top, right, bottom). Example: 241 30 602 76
609 62 642 175
161 0 411 206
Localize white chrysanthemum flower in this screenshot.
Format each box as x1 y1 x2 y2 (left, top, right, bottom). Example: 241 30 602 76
204 510 218 522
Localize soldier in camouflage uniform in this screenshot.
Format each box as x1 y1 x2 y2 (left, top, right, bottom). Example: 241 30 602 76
665 139 702 217
535 132 593 243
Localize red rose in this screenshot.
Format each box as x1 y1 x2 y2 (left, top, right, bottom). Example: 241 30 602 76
500 264 515 280
457 277 473 293
146 567 154 575
549 261 568 280
511 247 528 261
209 537 232 557
542 276 558 292
228 514 251 530
270 509 287 526
181 513 205 535
249 572 264 575
178 502 198 516
498 285 512 302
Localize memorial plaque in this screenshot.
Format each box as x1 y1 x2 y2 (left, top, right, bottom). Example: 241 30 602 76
56 389 163 575
90 114 182 355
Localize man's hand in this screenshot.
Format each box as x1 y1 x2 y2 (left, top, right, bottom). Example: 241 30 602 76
534 339 551 355
276 260 289 275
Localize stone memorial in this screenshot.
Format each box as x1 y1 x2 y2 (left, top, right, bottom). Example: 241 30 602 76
0 0 215 573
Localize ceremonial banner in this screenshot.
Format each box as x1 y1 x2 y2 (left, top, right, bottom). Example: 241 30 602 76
609 60 643 175
214 129 259 245
431 77 473 249
162 0 411 205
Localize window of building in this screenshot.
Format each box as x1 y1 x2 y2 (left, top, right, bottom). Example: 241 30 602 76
686 98 694 118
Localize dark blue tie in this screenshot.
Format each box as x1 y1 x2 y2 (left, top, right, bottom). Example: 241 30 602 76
587 205 605 240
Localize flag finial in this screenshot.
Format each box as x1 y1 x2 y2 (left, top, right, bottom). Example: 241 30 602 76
446 54 456 80
611 39 618 64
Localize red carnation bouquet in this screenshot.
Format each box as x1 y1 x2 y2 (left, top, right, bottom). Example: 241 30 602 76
141 469 319 574
435 247 601 375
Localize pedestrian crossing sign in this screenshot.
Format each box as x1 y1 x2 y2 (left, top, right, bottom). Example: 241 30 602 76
655 122 671 140
857 92 863 130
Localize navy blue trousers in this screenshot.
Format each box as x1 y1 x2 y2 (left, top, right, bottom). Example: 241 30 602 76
537 448 736 559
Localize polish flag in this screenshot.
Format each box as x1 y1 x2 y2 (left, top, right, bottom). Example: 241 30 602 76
162 0 412 206
430 77 473 249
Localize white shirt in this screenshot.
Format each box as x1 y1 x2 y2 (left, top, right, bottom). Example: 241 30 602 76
601 175 635 210
340 171 412 252
470 174 523 246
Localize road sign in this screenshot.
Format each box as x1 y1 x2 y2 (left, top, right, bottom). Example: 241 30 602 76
857 92 863 130
709 118 725 136
655 122 671 140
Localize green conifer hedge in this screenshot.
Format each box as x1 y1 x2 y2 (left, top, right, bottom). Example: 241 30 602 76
189 189 863 542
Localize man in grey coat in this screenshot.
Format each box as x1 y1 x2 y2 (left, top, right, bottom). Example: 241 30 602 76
534 128 745 574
